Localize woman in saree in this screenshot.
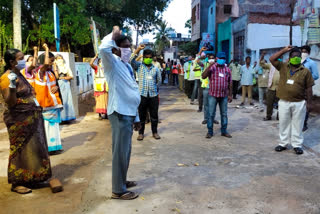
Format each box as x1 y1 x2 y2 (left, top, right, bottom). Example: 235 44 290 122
90 54 108 120
33 44 63 154
0 48 52 194
54 54 76 123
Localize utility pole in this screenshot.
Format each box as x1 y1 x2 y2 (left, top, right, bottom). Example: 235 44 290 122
13 0 22 50
289 0 295 45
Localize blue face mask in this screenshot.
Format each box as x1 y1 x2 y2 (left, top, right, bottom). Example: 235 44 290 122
217 59 226 65
189 60 192 63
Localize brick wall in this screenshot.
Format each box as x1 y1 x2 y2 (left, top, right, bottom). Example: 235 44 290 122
238 0 291 16
248 12 299 25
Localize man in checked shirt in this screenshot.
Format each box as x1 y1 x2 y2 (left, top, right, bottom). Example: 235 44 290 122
131 45 162 141
202 52 233 139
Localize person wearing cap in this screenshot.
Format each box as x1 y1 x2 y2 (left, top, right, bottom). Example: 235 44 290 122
301 45 319 132
131 45 162 141
270 46 314 155
99 26 141 200
202 52 233 139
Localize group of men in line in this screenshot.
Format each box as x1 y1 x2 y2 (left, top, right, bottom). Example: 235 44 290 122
98 25 318 200
180 45 318 156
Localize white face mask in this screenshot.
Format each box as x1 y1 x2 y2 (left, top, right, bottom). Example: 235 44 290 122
16 59 26 70
301 53 309 62
120 48 132 63
208 59 215 63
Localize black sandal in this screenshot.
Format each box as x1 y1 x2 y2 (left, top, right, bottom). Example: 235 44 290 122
111 191 139 200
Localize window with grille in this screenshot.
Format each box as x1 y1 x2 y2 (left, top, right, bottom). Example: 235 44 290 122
224 5 232 14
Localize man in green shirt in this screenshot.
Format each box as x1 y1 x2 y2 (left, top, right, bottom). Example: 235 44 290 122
228 59 241 99
270 46 314 155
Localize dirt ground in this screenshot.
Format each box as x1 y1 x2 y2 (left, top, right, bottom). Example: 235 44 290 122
0 86 320 214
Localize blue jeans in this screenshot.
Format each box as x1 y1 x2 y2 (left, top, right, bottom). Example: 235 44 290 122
191 79 200 101
203 88 209 121
109 112 135 194
207 96 229 135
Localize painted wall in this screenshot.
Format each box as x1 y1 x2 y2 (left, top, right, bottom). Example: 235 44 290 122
217 18 232 62
38 52 79 116
247 24 301 50
310 45 320 96
191 0 201 41
207 1 216 36
200 0 214 34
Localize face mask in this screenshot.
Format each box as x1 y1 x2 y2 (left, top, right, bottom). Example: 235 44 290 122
120 48 132 63
208 59 215 63
301 53 309 62
143 58 153 65
289 56 301 65
217 59 226 65
16 59 26 70
189 60 192 63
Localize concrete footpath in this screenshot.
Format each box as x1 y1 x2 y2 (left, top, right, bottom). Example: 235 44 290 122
0 85 320 214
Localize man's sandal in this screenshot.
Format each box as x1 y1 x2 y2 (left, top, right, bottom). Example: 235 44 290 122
11 186 32 194
111 191 139 200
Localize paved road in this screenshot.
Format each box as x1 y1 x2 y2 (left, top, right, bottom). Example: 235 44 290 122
0 85 320 214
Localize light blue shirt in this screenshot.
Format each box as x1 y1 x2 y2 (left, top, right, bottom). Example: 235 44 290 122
240 65 255 86
99 35 141 122
303 57 319 81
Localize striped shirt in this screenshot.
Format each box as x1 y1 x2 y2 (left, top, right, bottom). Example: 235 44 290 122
208 64 232 98
131 55 161 98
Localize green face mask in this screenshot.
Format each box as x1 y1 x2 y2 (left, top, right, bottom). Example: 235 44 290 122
289 56 301 65
143 58 153 65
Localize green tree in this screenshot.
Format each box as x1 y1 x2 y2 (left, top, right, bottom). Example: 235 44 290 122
0 0 171 56
179 41 198 56
153 20 174 55
185 19 192 34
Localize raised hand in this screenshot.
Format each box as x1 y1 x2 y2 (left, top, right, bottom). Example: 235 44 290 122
42 43 49 50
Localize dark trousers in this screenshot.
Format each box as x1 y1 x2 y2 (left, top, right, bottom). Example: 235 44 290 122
266 89 279 118
161 72 166 84
172 74 179 86
198 87 204 110
138 96 159 135
304 111 310 128
186 80 195 98
232 80 240 98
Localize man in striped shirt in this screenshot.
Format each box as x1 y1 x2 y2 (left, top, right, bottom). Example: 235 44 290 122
131 45 162 141
202 52 233 139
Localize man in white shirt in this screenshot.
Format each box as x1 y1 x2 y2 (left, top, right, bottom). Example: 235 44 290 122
99 26 141 200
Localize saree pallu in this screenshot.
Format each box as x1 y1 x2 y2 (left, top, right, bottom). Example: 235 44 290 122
58 79 76 122
42 109 62 152
94 91 108 114
4 99 52 185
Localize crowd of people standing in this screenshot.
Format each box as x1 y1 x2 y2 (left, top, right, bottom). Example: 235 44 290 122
0 22 318 201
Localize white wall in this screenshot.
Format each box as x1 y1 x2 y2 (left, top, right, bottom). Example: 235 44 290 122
164 52 174 62
247 24 301 50
75 62 94 94
247 23 301 62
